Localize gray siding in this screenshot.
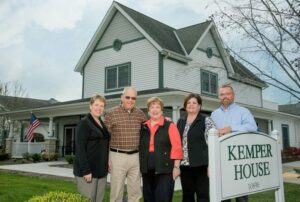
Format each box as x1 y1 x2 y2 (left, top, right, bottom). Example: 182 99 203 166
197 32 221 57
164 59 200 94
84 39 158 97
96 11 143 50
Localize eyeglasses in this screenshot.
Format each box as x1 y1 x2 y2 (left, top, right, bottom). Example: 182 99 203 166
125 96 137 100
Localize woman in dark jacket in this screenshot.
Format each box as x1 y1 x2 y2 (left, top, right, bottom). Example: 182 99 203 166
73 94 109 202
177 93 215 202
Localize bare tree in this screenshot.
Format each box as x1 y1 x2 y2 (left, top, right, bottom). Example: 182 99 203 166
0 81 28 150
211 0 300 100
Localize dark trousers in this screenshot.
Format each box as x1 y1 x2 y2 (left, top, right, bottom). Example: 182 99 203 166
142 170 174 202
180 165 209 202
223 195 248 202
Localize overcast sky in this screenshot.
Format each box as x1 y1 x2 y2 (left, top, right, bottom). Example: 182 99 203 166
0 0 295 104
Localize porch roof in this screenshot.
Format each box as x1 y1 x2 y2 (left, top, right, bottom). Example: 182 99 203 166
1 88 299 120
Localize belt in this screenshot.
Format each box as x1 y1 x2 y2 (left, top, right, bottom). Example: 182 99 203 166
110 148 138 154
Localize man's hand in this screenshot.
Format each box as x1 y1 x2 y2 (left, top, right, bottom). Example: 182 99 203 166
83 173 92 183
218 127 232 136
165 116 172 122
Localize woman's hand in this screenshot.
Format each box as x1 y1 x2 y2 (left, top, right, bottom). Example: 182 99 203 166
173 167 180 181
83 173 92 183
108 159 112 172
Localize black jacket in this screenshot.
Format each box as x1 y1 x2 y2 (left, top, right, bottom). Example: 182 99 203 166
73 113 109 178
139 120 174 174
177 113 208 167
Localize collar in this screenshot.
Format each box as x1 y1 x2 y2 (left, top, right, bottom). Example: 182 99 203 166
220 102 236 111
120 104 135 113
145 116 165 127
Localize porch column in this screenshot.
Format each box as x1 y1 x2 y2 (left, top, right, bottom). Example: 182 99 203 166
172 106 181 124
5 121 13 155
268 119 273 134
44 117 57 154
48 117 54 137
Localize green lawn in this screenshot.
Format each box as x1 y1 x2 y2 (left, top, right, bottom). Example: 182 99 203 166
0 171 299 202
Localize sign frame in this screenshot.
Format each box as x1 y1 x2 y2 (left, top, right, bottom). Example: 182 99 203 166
208 129 285 202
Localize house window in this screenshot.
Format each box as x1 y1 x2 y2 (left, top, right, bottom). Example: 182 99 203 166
105 63 131 92
201 70 218 95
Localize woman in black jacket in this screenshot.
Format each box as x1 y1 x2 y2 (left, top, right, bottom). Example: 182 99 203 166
73 94 109 202
177 93 215 202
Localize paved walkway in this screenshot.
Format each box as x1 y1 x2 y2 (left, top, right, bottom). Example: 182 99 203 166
0 160 299 188
282 161 300 184
0 161 74 178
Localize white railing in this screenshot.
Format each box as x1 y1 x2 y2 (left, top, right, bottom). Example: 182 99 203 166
12 142 45 158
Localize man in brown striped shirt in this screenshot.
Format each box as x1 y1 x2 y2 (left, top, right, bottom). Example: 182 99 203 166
105 86 146 202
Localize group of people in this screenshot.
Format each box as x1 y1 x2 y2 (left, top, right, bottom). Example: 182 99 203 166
73 84 258 202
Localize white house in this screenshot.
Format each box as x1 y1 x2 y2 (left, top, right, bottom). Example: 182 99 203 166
1 1 299 157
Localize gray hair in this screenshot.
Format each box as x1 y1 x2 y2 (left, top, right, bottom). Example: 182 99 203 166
122 86 137 95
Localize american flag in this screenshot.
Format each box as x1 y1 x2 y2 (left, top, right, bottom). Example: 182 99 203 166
26 113 40 142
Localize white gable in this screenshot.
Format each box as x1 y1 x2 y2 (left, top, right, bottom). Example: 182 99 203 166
198 31 221 57
96 11 143 50
84 39 159 98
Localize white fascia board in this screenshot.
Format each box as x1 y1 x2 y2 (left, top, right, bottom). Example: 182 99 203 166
173 30 188 56
114 3 163 52
240 102 300 119
161 49 192 63
228 73 267 88
74 4 117 73
210 21 235 74
0 101 90 117
189 21 213 55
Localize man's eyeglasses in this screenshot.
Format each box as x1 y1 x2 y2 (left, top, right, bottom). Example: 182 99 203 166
125 96 137 100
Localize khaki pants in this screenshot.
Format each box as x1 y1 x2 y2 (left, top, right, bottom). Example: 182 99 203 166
75 176 107 202
109 151 141 202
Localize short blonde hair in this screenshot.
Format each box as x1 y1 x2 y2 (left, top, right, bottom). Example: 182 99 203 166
147 97 164 111
90 94 106 105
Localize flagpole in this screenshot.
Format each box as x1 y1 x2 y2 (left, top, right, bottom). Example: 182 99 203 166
28 139 30 154
26 112 40 155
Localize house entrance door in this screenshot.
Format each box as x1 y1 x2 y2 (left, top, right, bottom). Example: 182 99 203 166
282 124 290 149
64 126 76 155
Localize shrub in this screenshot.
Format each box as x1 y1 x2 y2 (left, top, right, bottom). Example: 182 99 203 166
28 191 90 202
31 153 41 162
49 153 59 161
0 153 9 161
41 152 59 161
22 152 31 160
65 155 74 164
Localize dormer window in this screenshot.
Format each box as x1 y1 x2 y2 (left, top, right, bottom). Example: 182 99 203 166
201 70 218 96
105 62 131 92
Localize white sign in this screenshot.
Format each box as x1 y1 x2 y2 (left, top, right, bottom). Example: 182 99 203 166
220 133 279 199
208 129 285 202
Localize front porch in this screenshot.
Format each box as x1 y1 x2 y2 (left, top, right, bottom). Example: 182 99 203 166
2 89 295 157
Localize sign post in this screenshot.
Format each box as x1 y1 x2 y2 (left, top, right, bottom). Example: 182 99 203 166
208 128 221 202
271 130 285 201
208 129 285 202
